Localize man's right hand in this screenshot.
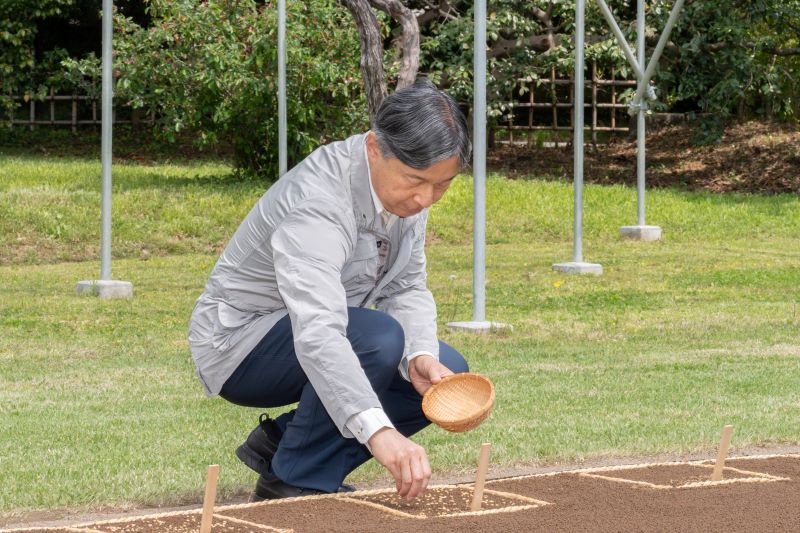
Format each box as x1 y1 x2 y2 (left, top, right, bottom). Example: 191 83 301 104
368 427 431 501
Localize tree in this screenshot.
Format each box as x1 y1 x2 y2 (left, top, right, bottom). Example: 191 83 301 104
5 0 796 172
0 0 147 122
660 0 800 137
1 0 74 118
110 0 367 177
412 0 798 138
339 0 420 122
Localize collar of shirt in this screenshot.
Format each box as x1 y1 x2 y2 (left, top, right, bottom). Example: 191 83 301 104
365 143 399 231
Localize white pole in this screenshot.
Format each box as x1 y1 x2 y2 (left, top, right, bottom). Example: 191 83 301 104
595 0 642 78
445 0 510 332
636 0 646 226
77 0 132 298
552 0 602 275
472 0 487 322
100 0 113 280
629 0 686 110
618 0 684 241
572 0 585 264
278 0 287 177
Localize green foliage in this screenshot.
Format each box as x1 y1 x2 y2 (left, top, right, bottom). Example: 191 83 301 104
419 1 644 125
0 0 74 117
418 0 799 138
3 0 798 156
658 0 800 142
68 0 367 178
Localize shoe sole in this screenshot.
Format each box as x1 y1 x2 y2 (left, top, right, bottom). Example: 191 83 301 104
236 442 270 475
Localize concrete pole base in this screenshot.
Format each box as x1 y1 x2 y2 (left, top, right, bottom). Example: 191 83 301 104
620 225 662 241
445 320 513 334
76 280 134 299
552 261 603 276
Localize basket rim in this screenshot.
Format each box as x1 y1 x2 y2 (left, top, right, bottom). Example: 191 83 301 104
421 372 495 431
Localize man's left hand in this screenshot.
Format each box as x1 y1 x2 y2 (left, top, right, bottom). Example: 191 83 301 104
409 355 453 396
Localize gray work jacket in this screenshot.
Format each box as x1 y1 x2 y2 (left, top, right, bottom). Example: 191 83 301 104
188 132 439 435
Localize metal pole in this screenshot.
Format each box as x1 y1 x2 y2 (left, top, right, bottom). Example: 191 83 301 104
595 0 642 78
472 0 487 322
636 0 646 226
629 0 685 109
76 0 132 298
572 0 585 263
278 0 287 177
100 0 113 280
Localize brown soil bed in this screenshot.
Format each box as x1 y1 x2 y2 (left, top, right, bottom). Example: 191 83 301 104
348 486 537 517
5 455 799 533
219 498 398 532
10 514 284 533
85 513 283 532
584 463 755 487
2 529 87 533
489 121 800 194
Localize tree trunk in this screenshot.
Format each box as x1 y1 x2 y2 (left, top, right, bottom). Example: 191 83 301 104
341 0 388 124
368 0 420 89
341 0 421 122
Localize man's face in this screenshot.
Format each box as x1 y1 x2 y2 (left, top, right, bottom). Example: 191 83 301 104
366 132 461 218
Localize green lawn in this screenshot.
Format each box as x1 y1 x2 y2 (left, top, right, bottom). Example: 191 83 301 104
1 154 799 514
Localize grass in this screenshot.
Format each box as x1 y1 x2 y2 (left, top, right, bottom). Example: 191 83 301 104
0 155 252 264
1 154 799 515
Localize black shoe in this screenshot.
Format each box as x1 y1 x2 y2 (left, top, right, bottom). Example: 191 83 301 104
236 413 281 475
238 413 358 496
252 473 327 501
249 476 357 501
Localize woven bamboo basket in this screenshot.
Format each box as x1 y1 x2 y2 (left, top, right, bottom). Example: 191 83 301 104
421 373 495 432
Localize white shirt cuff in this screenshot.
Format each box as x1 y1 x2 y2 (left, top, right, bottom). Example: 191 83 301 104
398 351 437 381
345 408 394 453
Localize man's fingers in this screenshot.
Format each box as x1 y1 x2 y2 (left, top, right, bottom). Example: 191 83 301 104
429 362 454 384
371 428 433 500
399 459 413 498
406 456 423 500
420 454 431 494
386 462 402 493
409 455 430 499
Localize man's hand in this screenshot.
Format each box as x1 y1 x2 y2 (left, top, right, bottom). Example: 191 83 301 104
409 354 453 396
368 427 431 500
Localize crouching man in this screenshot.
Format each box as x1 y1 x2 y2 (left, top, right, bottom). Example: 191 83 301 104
189 78 471 501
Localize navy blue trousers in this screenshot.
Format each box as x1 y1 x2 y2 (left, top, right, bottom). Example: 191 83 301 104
219 307 469 492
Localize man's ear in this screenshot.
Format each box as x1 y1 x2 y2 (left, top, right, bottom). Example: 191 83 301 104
366 131 381 160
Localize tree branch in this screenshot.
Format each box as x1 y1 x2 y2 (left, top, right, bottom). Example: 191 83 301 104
368 0 420 88
417 0 458 26
526 2 557 50
489 34 560 59
662 40 799 56
766 46 799 56
340 0 388 122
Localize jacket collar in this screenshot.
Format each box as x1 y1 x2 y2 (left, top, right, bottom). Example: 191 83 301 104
349 132 380 231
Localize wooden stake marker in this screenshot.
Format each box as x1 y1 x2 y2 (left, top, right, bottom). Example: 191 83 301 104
200 464 220 533
470 443 492 512
711 425 733 481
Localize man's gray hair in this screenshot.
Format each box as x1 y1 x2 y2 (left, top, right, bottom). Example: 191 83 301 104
372 78 471 170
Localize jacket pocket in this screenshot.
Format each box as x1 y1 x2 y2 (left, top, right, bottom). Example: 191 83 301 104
211 301 256 351
341 237 379 288
217 301 255 328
